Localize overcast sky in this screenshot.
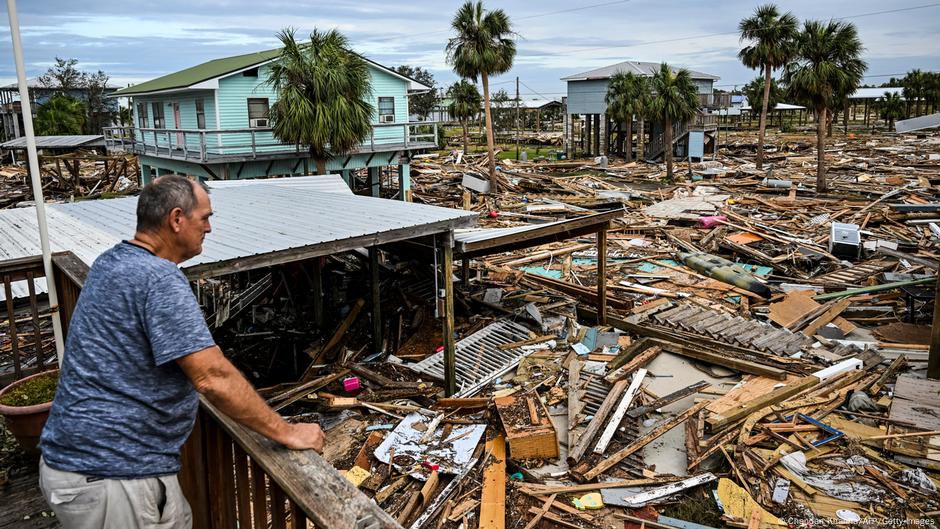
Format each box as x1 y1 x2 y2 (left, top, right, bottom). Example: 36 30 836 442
1 0 938 100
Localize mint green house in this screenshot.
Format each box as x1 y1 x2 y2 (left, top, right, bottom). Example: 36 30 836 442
106 48 436 200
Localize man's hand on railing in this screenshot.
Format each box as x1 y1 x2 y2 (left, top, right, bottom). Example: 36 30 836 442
281 422 325 454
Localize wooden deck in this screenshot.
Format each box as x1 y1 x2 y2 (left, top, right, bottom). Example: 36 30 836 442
0 461 59 529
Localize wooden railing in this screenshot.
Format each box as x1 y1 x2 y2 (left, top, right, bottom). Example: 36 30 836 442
0 252 87 386
103 122 439 163
646 113 718 160
180 399 401 529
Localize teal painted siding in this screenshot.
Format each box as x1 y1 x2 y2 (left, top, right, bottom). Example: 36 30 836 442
214 62 411 154
130 90 216 151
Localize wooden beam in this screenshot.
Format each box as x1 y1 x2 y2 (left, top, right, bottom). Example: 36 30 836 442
567 379 630 463
597 227 608 325
705 376 819 431
576 400 709 482
479 435 506 529
370 247 383 355
594 369 647 454
930 273 940 380
568 358 585 450
199 398 402 528
801 298 851 337
442 236 457 396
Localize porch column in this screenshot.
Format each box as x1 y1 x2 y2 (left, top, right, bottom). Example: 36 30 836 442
591 114 601 156
564 113 572 159
596 226 607 325
368 166 380 198
442 233 457 396
397 156 411 202
369 246 382 355
599 113 608 156
311 257 324 328
584 115 592 156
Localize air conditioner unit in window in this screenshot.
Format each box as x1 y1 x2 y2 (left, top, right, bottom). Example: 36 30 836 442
380 114 395 123
250 118 269 128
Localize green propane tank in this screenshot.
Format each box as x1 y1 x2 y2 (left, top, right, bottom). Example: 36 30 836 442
679 252 772 298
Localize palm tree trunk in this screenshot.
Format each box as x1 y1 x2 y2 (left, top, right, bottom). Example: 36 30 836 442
316 158 327 175
624 119 633 163
664 117 673 180
757 65 772 170
462 121 469 155
480 73 499 193
816 106 827 193
636 119 645 161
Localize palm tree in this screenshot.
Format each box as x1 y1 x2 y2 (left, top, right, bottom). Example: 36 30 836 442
446 0 516 192
738 4 798 170
606 72 649 163
266 28 373 175
35 94 85 135
648 63 699 181
447 80 482 155
783 20 866 193
902 69 926 117
743 75 783 121
877 91 905 131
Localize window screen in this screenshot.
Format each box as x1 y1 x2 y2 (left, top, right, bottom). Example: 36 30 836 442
248 98 269 124
378 97 395 120
137 103 149 128
152 102 165 129
195 99 206 129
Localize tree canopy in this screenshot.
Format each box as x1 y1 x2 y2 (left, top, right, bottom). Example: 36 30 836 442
395 65 438 120
266 28 373 174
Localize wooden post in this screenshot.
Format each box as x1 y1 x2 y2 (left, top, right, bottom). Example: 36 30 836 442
311 257 323 328
596 227 607 325
369 246 382 356
929 273 940 380
461 257 470 287
442 235 457 396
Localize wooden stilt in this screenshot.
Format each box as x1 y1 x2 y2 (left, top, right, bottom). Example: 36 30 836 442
369 246 382 355
597 227 608 325
442 235 457 395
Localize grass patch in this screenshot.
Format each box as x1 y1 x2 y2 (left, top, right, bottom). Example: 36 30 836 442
0 371 58 407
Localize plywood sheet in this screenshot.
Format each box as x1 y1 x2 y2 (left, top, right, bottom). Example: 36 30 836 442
705 375 802 416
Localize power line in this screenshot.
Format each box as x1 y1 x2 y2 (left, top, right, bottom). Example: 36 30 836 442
365 0 631 43
546 3 940 56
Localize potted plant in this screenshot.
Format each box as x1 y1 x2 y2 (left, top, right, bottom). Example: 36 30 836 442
0 369 58 454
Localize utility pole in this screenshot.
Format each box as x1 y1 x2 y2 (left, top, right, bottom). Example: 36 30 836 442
515 76 520 161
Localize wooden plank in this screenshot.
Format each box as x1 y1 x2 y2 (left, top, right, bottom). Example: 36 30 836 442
801 298 851 336
200 398 402 529
605 346 661 382
594 369 647 454
251 459 269 529
567 379 630 463
577 400 710 482
597 227 608 324
309 298 365 362
516 477 684 496
526 508 582 529
706 376 819 431
443 239 456 396
567 358 584 450
522 493 557 529
479 435 507 529
629 381 710 419
233 445 253 529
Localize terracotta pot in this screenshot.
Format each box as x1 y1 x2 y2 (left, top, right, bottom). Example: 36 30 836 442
0 369 58 454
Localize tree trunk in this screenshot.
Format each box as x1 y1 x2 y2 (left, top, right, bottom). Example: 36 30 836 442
816 106 827 193
664 117 673 180
624 118 633 163
462 121 469 155
757 65 772 169
316 158 327 175
826 110 833 138
636 119 645 161
480 72 499 193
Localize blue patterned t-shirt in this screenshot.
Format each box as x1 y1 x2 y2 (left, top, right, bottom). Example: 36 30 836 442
40 241 216 479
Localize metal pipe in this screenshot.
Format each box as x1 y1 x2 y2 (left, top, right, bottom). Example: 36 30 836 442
5 0 65 363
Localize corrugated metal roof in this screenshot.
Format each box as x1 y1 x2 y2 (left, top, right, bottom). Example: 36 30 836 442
520 98 562 110
454 210 621 257
849 87 904 100
562 61 720 81
204 174 352 194
0 187 477 300
0 135 105 149
896 112 940 133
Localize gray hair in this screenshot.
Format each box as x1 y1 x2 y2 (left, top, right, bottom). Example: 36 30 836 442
136 175 209 233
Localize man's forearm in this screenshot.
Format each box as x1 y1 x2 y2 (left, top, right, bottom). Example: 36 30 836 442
192 356 291 444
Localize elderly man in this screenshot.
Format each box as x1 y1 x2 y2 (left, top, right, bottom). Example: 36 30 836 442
39 175 324 529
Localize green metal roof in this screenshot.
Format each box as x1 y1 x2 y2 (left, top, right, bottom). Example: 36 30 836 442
113 48 282 96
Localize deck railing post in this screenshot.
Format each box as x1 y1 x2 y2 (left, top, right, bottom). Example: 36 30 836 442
251 129 257 159
200 132 207 162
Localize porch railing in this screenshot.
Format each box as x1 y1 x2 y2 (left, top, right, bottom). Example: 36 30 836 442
103 122 439 163
646 113 717 160
0 252 87 386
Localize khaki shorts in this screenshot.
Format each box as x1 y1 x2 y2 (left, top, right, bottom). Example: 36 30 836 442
39 457 192 529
